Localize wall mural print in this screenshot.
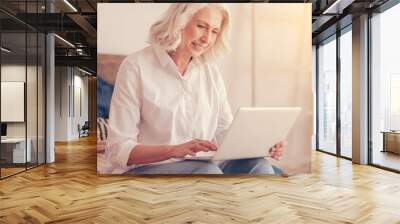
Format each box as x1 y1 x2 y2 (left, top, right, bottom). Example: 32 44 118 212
97 3 312 175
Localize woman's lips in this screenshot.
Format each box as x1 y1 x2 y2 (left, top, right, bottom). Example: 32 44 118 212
192 41 208 50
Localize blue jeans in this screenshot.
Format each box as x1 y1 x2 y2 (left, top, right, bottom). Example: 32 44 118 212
125 158 280 175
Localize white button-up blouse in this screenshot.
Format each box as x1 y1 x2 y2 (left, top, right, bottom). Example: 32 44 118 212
105 45 233 174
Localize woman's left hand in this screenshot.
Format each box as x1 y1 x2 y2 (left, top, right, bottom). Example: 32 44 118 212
268 140 287 161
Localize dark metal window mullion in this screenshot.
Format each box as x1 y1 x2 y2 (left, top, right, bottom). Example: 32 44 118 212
336 28 342 157
73 68 75 118
316 44 320 150
367 10 373 165
44 32 47 165
36 0 39 167
44 0 48 165
25 0 28 171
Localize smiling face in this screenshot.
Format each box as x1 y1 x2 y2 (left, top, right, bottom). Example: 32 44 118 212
178 7 223 58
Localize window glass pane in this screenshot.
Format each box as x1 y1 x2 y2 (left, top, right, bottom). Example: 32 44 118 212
1 31 27 177
0 1 46 179
318 37 337 154
371 3 400 171
27 31 38 169
340 28 352 158
38 32 45 165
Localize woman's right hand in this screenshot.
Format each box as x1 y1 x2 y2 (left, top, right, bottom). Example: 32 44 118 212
169 139 218 158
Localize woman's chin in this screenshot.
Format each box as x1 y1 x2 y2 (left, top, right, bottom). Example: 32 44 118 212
188 48 205 57
192 51 205 58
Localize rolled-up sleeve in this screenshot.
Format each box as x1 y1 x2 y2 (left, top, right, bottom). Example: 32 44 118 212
106 57 142 173
214 67 233 146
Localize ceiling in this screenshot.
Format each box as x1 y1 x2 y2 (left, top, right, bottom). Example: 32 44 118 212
0 0 393 74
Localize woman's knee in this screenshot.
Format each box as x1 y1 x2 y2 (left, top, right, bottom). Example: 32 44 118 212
192 161 223 174
219 158 276 174
248 158 275 174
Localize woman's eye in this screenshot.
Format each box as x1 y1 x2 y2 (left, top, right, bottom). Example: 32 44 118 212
212 30 219 35
197 24 205 28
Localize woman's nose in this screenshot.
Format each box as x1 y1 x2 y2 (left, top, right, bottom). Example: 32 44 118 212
200 31 211 44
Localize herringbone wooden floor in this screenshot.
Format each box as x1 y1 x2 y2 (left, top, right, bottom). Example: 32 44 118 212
1 136 400 223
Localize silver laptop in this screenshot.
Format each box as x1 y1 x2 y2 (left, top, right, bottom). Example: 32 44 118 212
185 107 301 161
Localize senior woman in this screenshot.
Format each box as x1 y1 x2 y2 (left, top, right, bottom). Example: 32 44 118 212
106 3 286 174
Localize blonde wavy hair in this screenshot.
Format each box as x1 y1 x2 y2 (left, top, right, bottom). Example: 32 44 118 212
148 3 231 64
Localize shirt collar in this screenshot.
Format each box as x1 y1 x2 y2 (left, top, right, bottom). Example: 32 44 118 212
152 45 199 80
152 44 172 68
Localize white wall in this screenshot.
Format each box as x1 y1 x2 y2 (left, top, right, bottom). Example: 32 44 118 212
1 65 34 137
55 66 68 141
98 3 312 174
1 65 26 82
252 4 312 173
55 67 89 141
74 74 89 122
98 4 168 55
72 73 89 138
218 4 253 112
